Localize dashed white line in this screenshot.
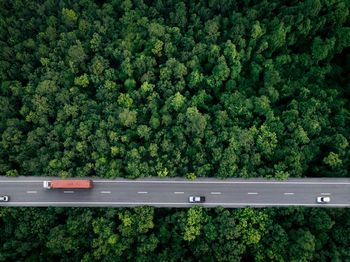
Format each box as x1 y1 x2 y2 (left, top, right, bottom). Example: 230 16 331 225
211 192 222 195
247 192 258 195
174 192 184 194
321 193 331 195
26 191 37 194
100 191 111 194
137 192 148 194
284 193 295 195
63 191 74 194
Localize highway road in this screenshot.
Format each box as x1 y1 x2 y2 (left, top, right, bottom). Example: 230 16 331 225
0 177 349 208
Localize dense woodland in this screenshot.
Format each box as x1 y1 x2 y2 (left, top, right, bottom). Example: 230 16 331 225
1 206 350 261
0 0 349 261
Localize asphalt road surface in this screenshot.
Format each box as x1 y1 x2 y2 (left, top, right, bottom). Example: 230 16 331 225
0 177 349 208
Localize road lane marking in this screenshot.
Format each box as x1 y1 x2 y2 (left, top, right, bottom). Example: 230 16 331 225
26 191 37 194
174 192 184 194
1 180 350 185
137 192 148 194
100 191 111 194
93 180 350 185
63 191 74 193
247 192 258 195
211 192 221 194
321 193 331 195
4 202 350 207
284 193 295 195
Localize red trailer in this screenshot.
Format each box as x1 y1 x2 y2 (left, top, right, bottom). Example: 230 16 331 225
43 180 93 189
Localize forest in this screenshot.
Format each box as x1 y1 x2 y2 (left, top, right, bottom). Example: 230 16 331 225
0 0 349 261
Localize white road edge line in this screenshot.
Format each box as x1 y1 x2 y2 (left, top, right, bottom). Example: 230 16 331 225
211 192 221 194
26 191 37 194
284 193 295 195
137 192 148 194
93 181 350 185
63 191 74 193
174 192 184 194
4 202 350 207
1 181 350 185
321 193 331 195
247 192 258 195
100 191 111 194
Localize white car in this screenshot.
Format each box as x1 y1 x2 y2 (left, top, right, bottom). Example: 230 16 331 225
0 195 9 202
188 196 205 203
316 196 330 203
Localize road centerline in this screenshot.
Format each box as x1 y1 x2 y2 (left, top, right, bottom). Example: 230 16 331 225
247 192 258 195
26 191 37 194
137 191 148 194
63 191 74 194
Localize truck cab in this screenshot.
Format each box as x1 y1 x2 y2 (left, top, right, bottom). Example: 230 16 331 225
43 181 51 189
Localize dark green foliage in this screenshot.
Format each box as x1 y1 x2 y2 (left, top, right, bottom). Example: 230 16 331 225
1 0 348 180
1 206 350 261
0 0 350 260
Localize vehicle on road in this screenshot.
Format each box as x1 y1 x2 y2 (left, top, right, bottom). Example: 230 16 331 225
316 196 330 203
189 196 205 203
0 195 9 202
43 180 93 189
